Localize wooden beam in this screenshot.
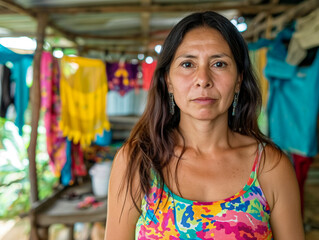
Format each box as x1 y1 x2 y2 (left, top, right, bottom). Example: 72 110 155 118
245 11 268 41
245 0 263 4
0 0 36 17
0 0 76 43
243 0 319 39
33 2 294 15
140 0 151 52
28 12 48 240
28 11 47 206
73 32 166 41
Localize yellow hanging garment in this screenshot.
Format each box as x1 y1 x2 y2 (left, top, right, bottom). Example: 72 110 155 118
257 48 268 108
60 56 110 147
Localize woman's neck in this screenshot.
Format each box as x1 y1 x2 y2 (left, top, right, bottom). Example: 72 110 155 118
177 115 235 153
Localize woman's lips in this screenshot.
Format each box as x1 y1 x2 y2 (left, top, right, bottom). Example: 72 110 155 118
191 97 216 104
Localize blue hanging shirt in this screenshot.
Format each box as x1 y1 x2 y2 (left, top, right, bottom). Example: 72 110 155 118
265 28 319 157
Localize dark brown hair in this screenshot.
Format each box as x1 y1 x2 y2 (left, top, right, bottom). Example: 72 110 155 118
122 11 276 214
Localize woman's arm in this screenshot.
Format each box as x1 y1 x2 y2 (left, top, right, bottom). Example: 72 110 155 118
261 147 305 240
104 148 141 240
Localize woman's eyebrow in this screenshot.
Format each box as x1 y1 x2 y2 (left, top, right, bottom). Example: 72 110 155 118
175 53 231 60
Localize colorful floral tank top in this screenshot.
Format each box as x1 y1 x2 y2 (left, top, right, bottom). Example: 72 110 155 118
135 145 273 239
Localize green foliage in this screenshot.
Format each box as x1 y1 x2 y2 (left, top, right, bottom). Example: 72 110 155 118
0 117 58 219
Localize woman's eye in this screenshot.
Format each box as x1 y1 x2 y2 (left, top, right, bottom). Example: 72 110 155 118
213 61 227 68
181 62 193 68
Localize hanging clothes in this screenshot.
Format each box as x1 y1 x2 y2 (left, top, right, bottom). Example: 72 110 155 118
106 62 138 96
107 89 148 116
0 65 13 117
142 60 157 90
40 52 66 176
0 44 33 135
133 89 148 116
61 139 73 186
248 39 272 136
248 38 271 108
291 153 313 216
70 142 86 177
265 27 319 157
107 90 134 116
60 56 110 147
61 140 87 186
286 8 319 65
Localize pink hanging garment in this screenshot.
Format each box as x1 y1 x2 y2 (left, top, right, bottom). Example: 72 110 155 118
40 52 66 176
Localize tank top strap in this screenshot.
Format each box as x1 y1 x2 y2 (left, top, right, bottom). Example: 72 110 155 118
150 168 160 188
253 142 265 175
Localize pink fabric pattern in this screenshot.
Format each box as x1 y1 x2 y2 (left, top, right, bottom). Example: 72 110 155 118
40 52 66 176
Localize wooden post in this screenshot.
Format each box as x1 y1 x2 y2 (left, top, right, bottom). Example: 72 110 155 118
27 12 48 240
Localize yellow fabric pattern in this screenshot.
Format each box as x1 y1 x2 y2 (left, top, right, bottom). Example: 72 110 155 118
60 56 110 147
249 48 268 107
257 48 268 107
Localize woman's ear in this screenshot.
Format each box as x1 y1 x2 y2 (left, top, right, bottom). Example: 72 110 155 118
165 73 173 93
235 73 243 92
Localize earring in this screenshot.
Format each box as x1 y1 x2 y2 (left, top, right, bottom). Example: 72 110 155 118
169 92 175 115
232 92 239 116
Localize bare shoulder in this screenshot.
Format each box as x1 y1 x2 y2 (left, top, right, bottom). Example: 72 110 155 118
110 146 130 180
258 145 294 208
260 144 293 178
258 145 305 239
108 145 141 201
105 145 141 240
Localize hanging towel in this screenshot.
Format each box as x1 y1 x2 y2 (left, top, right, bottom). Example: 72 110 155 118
40 52 67 176
60 56 110 147
106 62 138 96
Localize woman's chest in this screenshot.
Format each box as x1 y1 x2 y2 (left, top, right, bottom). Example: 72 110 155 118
164 155 254 202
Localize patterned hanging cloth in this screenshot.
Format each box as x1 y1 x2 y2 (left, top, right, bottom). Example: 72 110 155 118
40 52 67 176
106 62 138 96
60 56 110 147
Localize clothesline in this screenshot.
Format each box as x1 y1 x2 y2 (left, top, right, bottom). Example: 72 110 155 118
0 48 157 136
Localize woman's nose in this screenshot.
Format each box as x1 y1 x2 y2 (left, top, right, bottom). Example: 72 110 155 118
195 67 213 88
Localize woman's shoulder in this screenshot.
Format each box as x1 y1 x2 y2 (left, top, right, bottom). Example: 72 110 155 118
113 144 137 166
106 145 142 239
261 144 287 172
258 144 296 210
110 145 140 187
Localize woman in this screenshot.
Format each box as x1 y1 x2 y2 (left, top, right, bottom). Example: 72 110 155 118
105 11 304 239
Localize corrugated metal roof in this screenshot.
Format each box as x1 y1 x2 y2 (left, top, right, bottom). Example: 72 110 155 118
0 0 314 59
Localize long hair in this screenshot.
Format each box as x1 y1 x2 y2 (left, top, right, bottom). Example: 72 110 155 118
122 11 276 214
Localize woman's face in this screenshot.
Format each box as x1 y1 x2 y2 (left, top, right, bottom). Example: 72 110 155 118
166 27 242 122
